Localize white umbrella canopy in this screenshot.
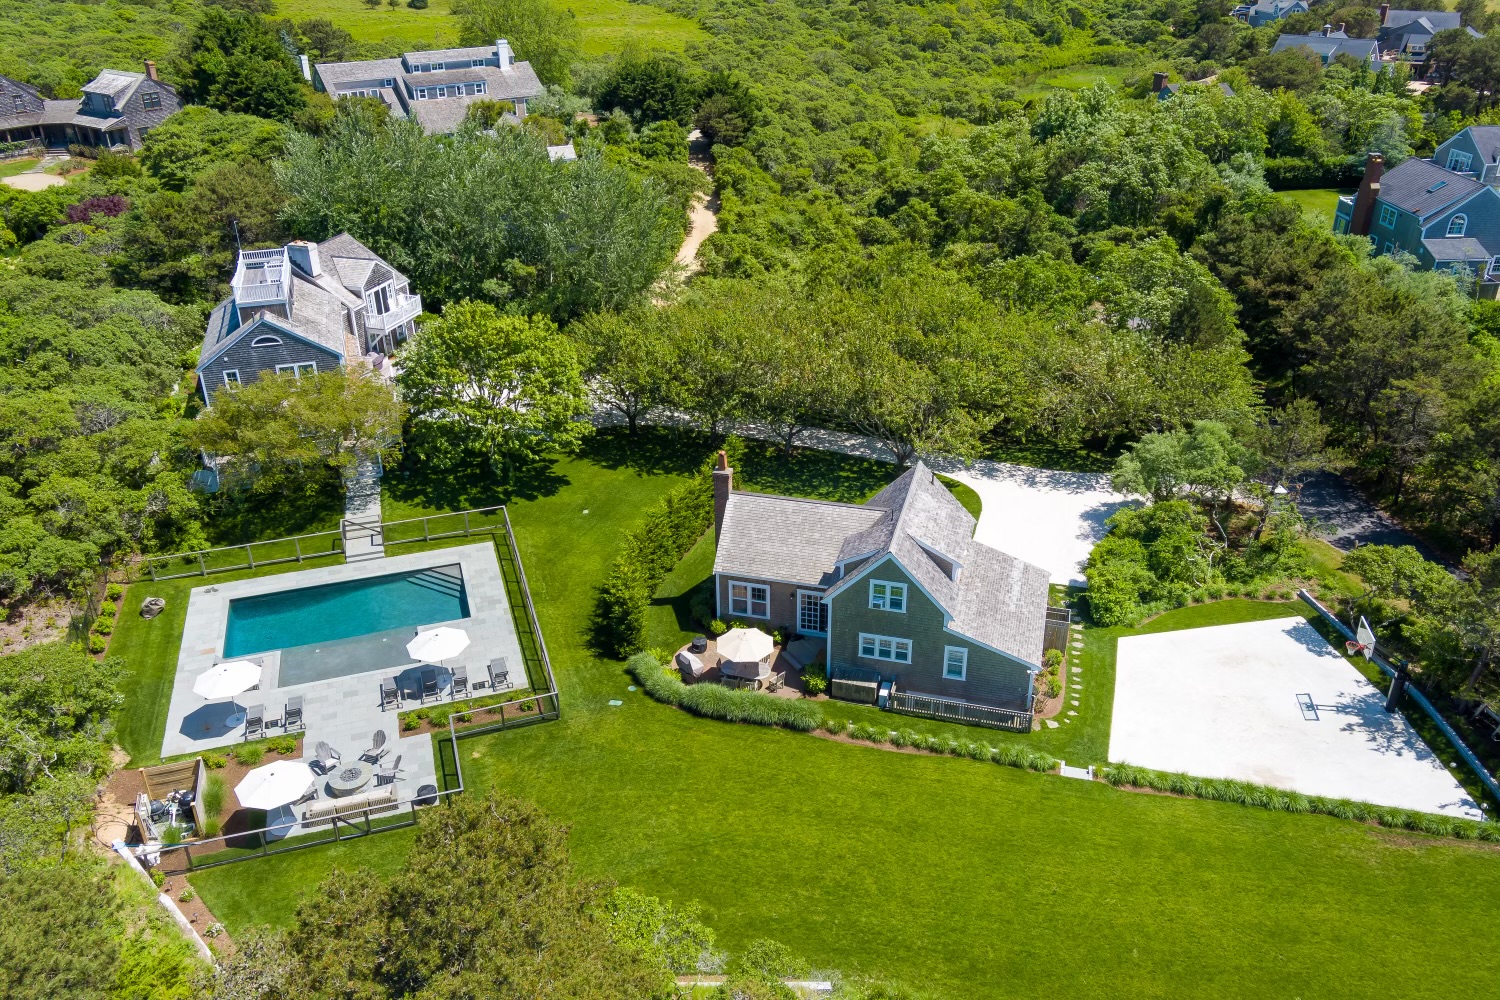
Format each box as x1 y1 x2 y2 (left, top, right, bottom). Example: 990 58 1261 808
235 760 315 810
406 626 470 663
717 627 775 665
193 660 262 700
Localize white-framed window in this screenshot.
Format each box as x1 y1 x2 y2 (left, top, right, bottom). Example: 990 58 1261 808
859 633 911 664
275 361 317 378
370 284 391 315
141 91 161 111
222 369 240 387
11 94 22 112
869 580 907 613
728 581 769 618
432 61 445 70
383 78 394 87
1383 241 1396 254
417 88 429 100
472 59 484 67
1447 214 1468 237
943 646 968 681
797 591 827 635
250 335 283 347
1378 204 1398 229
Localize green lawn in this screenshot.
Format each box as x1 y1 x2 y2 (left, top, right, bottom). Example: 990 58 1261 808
1278 187 1353 223
273 0 706 57
0 156 39 178
179 437 1500 997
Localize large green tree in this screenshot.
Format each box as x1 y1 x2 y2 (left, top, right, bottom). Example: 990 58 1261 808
452 0 580 87
170 7 307 122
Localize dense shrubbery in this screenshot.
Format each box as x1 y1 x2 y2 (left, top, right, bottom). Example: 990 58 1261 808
1102 763 1500 841
824 716 1060 771
626 652 822 731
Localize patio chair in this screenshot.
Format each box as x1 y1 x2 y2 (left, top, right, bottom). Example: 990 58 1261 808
360 730 389 764
380 677 401 711
488 658 509 691
243 704 265 740
375 753 404 785
284 695 304 732
420 669 439 703
310 741 340 775
451 666 469 700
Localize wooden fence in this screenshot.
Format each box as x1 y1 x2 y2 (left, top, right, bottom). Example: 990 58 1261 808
1043 606 1073 654
887 688 1033 732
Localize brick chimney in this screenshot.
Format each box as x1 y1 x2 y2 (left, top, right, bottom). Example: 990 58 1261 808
1152 71 1169 93
1378 3 1390 25
713 450 733 541
144 59 158 82
1349 153 1385 237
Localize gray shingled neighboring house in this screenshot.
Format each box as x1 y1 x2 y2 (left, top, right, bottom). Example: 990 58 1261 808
711 454 1067 719
1271 27 1381 68
196 234 421 407
312 39 545 135
1231 0 1309 28
1377 5 1481 61
0 61 180 152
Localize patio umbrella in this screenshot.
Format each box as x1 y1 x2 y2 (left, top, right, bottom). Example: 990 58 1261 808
407 626 470 664
193 660 262 700
234 760 315 810
717 627 775 679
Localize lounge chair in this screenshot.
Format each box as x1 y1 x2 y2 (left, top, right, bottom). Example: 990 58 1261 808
284 695 304 732
310 741 340 775
420 669 439 703
360 729 389 764
451 666 469 699
375 753 404 785
487 658 509 691
243 704 265 740
380 677 401 711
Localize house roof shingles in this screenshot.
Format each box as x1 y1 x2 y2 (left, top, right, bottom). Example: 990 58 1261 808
1378 157 1483 218
1421 236 1493 261
1271 32 1380 62
715 494 884 588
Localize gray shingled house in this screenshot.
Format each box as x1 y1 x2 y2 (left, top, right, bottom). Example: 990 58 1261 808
196 234 421 406
1271 26 1381 68
0 62 180 152
1377 5 1481 61
312 39 544 135
711 454 1067 725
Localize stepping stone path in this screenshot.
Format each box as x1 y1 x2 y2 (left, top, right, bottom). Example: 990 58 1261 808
1067 710 1078 716
1045 719 1059 729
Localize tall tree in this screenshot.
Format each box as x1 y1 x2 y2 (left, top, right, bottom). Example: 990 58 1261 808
170 7 307 122
452 0 580 87
570 308 675 433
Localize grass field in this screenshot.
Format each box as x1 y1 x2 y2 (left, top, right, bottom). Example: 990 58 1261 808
273 0 707 57
1278 187 1354 222
0 156 38 178
163 435 1500 998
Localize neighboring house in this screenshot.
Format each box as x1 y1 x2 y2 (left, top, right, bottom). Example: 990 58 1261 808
1376 4 1480 61
196 234 421 406
711 453 1068 723
0 61 179 152
1271 26 1382 67
547 142 577 162
1151 72 1236 101
1334 127 1500 294
312 39 544 135
1232 0 1309 28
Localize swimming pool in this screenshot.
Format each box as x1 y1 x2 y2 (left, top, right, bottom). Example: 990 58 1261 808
223 565 470 658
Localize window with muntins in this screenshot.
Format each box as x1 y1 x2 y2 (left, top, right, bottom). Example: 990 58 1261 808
142 91 161 110
1447 214 1468 237
943 646 968 681
222 369 240 387
276 362 317 378
371 285 391 315
869 580 906 612
13 94 24 112
797 592 828 634
859 633 911 663
1447 150 1473 173
728 581 769 618
1378 204 1398 229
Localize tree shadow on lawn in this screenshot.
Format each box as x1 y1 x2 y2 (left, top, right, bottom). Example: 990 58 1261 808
204 473 345 545
738 440 897 503
580 426 710 477
386 451 569 514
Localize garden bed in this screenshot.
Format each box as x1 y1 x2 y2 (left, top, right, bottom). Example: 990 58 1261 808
397 689 540 735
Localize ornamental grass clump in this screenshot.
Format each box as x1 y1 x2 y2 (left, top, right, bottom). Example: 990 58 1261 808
626 652 822 731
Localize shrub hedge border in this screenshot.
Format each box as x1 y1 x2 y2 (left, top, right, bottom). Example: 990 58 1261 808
1102 763 1500 842
627 652 822 730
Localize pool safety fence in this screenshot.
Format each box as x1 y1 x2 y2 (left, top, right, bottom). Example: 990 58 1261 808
141 506 512 581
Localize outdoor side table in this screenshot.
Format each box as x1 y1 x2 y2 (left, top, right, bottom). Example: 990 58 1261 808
326 764 371 797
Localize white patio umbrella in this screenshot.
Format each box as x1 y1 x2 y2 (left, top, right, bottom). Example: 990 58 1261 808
406 626 470 664
193 660 262 700
234 760 315 811
717 627 776 680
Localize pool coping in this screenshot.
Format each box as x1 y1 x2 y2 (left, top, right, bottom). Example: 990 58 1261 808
160 543 524 760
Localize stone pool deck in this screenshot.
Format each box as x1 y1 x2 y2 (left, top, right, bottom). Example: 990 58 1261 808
160 544 527 823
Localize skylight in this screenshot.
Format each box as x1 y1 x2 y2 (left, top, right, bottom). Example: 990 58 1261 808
1427 181 1449 193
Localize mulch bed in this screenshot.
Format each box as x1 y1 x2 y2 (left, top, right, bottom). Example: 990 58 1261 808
162 871 235 956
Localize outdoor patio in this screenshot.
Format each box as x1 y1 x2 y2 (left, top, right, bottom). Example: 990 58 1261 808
672 629 820 699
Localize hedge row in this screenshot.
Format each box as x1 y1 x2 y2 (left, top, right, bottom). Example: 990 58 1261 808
592 471 715 657
826 718 1059 772
1102 763 1500 841
1264 155 1364 191
627 652 823 730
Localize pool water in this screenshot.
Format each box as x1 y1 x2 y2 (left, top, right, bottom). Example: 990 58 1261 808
223 565 469 658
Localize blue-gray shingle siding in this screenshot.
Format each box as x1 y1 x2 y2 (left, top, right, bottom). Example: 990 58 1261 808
198 319 342 405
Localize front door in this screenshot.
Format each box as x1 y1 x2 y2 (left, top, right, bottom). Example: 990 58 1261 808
797 591 828 636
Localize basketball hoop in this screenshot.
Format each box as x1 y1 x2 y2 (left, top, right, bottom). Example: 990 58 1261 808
1345 639 1370 657
1347 617 1377 661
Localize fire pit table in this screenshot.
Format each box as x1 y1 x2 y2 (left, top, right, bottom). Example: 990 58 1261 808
326 764 372 797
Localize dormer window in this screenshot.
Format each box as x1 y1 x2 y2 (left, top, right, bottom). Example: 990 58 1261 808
869 581 906 612
1448 149 1473 172
1447 214 1468 237
11 94 22 112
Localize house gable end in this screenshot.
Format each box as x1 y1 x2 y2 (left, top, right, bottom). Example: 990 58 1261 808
825 552 953 622
1422 186 1500 255
198 314 344 372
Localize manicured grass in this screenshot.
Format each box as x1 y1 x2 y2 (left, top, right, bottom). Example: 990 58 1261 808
0 156 39 178
188 440 1500 997
1277 187 1354 222
272 0 706 57
936 473 982 520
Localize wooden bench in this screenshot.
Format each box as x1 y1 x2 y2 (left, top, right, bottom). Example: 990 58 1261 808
301 784 399 826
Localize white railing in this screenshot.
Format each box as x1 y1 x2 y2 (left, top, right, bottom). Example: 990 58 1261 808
235 280 286 304
366 293 422 332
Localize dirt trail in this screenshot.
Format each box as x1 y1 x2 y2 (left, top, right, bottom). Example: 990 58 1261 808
673 134 719 275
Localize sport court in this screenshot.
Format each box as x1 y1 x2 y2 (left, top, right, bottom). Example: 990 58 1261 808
1110 617 1482 819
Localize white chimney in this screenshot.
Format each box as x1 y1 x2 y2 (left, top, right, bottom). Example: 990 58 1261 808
497 39 514 71
286 240 322 277
299 54 311 82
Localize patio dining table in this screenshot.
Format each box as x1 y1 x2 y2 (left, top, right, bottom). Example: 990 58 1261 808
326 764 372 797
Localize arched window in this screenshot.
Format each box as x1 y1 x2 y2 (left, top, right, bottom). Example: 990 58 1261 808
250 335 283 347
1447 214 1468 237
